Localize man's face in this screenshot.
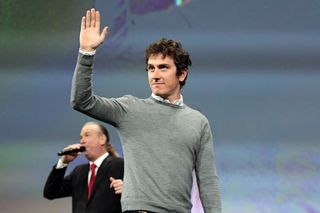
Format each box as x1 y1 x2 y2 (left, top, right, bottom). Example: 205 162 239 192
80 124 106 161
147 54 187 102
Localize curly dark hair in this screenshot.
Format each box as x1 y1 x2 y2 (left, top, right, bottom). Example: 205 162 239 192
145 38 192 88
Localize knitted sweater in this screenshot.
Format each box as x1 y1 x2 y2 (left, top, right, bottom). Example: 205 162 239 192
71 53 221 213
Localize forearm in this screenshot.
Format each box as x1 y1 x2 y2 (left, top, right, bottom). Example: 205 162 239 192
70 53 111 121
197 169 221 213
43 166 70 200
196 124 222 212
70 53 130 125
70 53 95 110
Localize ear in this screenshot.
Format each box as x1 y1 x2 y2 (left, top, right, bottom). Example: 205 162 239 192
99 134 107 146
178 68 188 82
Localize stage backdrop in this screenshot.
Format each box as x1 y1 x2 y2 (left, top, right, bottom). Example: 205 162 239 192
1 0 320 212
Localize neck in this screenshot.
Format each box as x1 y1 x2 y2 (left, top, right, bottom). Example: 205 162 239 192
88 150 108 162
152 93 184 106
167 94 181 103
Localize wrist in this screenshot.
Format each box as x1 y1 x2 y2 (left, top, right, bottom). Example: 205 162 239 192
79 48 96 56
56 159 68 169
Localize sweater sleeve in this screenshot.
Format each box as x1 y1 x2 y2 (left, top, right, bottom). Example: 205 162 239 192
70 53 128 126
195 121 222 213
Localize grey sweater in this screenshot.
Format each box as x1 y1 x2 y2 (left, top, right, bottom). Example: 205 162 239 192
71 53 221 213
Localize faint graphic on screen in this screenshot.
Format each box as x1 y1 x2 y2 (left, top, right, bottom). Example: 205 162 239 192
92 0 192 62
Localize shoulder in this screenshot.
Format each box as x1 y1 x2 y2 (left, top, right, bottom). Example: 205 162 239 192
183 105 212 133
106 156 124 177
111 95 153 109
110 156 124 165
103 156 124 167
184 104 209 121
121 95 151 102
69 163 89 177
73 163 88 171
112 95 144 105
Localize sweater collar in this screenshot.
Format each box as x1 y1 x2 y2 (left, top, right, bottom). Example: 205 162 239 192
151 93 184 106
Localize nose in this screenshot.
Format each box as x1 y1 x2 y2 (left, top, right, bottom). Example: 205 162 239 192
153 76 161 82
151 70 161 81
80 138 85 145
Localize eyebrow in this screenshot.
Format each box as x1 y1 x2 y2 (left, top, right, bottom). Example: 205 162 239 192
147 63 170 67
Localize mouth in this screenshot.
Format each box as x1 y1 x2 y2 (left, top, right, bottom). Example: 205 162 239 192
79 146 86 154
152 83 164 86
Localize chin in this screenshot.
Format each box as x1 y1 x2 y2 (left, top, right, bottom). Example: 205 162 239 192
153 91 165 97
153 91 160 95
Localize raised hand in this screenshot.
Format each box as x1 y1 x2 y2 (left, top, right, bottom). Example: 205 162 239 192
79 8 108 52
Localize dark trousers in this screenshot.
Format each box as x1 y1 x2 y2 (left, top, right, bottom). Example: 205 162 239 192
123 211 157 213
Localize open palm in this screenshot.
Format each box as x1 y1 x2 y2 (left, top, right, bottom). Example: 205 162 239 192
79 8 108 52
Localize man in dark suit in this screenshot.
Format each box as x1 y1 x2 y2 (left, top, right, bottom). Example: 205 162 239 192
43 121 124 213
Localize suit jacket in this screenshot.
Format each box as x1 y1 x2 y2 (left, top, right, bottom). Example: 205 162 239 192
43 155 124 213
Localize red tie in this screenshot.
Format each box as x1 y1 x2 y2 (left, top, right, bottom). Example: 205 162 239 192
88 163 97 200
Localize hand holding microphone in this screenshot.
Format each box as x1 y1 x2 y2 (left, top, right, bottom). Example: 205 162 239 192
58 144 86 164
57 146 86 156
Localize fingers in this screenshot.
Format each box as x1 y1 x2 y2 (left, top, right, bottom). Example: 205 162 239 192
61 152 79 164
83 8 100 29
79 8 108 50
96 10 101 32
101 27 109 39
86 10 91 28
109 177 115 188
91 8 96 28
64 144 82 151
109 177 123 194
81 16 85 30
60 144 82 163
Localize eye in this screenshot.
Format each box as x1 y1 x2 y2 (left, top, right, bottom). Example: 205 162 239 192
147 66 155 72
159 65 169 71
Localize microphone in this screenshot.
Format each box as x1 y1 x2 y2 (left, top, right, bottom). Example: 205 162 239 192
57 146 86 156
